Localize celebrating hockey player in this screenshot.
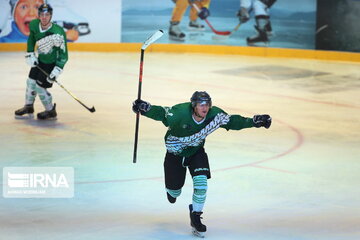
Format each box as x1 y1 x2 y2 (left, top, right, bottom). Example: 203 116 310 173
132 91 271 237
15 3 68 120
169 0 211 41
238 0 276 46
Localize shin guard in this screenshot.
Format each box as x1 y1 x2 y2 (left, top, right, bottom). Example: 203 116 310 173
25 78 37 105
35 84 53 111
192 175 208 212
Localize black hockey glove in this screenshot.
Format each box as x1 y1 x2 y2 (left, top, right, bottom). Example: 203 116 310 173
253 114 272 129
132 99 151 115
237 7 250 23
198 7 210 20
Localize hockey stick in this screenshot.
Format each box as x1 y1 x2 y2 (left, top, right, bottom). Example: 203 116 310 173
192 3 231 36
133 30 164 164
232 22 241 33
212 22 241 40
36 65 96 113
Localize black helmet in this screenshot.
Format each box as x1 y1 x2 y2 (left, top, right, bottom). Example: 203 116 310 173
38 3 53 15
190 91 212 108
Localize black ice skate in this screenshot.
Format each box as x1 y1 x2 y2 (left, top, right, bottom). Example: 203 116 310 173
265 21 273 37
14 104 34 119
188 20 205 31
167 192 176 204
246 25 269 47
37 103 57 120
169 22 186 41
189 204 206 238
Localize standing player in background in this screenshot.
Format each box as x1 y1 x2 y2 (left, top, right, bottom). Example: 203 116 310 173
14 3 68 120
132 91 271 237
238 0 276 46
169 0 211 41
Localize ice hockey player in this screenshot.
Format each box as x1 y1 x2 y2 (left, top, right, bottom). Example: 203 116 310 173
15 3 68 120
169 0 211 41
132 91 271 237
238 0 277 46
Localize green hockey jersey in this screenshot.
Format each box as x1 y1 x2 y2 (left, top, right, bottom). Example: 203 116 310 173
144 102 255 157
27 19 68 69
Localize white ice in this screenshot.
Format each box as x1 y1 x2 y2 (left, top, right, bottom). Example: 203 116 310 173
0 51 360 240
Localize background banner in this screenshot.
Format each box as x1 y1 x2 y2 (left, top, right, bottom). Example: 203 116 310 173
122 0 316 49
1 0 360 53
0 0 121 43
316 0 360 52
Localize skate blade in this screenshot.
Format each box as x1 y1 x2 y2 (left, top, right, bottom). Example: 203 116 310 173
247 41 269 47
192 228 205 238
169 36 185 42
15 114 34 120
37 117 57 121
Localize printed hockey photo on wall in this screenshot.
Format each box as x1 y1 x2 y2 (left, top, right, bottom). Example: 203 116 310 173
121 0 317 49
0 0 122 43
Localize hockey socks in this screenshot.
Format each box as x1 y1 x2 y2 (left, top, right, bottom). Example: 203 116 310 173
192 175 207 212
166 188 181 203
166 188 181 199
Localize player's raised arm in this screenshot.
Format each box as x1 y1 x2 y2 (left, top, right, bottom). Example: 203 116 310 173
132 99 170 124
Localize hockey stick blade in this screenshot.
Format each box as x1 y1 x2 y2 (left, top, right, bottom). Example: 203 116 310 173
141 30 164 50
204 19 231 35
212 23 241 40
35 65 96 113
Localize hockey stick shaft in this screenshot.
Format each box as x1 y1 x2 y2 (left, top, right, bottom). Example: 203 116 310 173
233 22 241 32
133 49 144 163
133 30 164 164
36 65 95 113
192 4 231 36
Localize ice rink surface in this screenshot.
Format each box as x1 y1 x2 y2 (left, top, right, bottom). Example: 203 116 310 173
0 51 360 240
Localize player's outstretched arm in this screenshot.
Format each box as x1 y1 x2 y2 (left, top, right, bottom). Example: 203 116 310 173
132 100 169 123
